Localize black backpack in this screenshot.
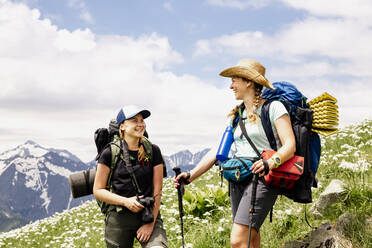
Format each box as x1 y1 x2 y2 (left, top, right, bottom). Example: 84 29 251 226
260 82 321 204
232 82 321 204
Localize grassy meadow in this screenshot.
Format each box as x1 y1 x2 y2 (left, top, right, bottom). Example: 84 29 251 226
0 119 371 248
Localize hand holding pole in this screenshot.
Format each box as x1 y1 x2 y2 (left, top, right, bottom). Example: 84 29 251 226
173 167 185 248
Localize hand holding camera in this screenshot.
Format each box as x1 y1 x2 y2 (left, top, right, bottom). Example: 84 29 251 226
124 196 144 213
137 196 155 224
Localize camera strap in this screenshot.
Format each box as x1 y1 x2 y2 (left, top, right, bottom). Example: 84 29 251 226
120 139 143 197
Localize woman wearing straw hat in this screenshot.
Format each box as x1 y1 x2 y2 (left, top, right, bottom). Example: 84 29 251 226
94 105 168 248
175 59 296 248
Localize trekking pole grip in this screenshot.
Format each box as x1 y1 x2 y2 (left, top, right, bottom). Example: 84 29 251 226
173 167 181 176
173 167 187 185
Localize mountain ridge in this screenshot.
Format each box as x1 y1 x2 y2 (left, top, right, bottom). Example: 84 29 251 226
0 140 211 232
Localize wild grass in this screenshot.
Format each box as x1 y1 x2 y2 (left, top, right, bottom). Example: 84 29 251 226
0 119 371 248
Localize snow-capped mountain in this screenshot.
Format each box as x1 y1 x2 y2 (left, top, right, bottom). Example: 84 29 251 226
0 140 210 232
163 148 211 177
0 140 94 231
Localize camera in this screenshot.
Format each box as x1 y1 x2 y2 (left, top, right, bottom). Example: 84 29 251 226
137 197 155 224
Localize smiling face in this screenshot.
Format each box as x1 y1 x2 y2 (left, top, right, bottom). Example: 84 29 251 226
229 76 251 100
120 113 146 139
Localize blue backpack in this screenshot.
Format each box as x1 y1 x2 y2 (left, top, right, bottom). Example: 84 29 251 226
261 81 321 203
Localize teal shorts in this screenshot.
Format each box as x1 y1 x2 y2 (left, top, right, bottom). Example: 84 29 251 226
105 210 168 248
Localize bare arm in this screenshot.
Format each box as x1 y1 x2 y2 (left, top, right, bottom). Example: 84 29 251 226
274 114 296 163
251 114 296 174
151 164 163 221
93 163 144 212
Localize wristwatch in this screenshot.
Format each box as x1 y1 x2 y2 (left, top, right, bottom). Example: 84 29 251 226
272 154 281 168
184 171 191 185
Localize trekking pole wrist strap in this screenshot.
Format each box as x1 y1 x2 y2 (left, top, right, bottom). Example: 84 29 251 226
184 171 191 185
178 171 191 185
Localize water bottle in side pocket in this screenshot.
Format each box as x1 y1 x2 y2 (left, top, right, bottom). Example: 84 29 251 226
216 125 234 162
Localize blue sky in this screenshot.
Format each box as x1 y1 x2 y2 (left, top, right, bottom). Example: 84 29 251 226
20 0 305 83
1 0 372 161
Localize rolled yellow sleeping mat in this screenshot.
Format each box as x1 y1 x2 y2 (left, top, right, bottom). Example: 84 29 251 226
313 120 339 126
310 101 338 110
309 92 339 136
313 115 338 121
311 104 338 113
308 92 337 105
313 111 339 118
312 128 338 136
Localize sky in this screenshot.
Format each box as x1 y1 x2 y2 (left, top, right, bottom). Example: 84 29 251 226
1 0 372 162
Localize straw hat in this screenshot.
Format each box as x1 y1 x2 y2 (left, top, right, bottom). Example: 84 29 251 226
219 59 275 90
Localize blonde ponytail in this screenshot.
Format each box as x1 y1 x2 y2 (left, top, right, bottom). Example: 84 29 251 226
137 137 147 162
246 85 262 123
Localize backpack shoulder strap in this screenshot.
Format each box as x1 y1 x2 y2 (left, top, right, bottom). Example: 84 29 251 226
141 136 153 162
261 99 278 151
232 104 245 129
106 136 121 190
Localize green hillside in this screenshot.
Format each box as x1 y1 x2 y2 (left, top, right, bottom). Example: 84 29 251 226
0 119 371 248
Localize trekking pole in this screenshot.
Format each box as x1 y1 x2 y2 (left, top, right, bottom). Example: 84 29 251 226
247 173 259 248
173 167 185 248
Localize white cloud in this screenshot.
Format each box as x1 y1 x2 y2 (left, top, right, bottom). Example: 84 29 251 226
194 31 268 57
54 28 96 52
194 18 372 68
283 0 372 22
79 9 93 24
193 1 372 129
2 0 371 162
0 0 234 161
67 0 94 24
206 0 271 9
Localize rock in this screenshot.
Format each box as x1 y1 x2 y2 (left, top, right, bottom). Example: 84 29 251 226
335 213 355 236
366 217 372 233
283 240 309 248
310 180 346 217
283 222 353 248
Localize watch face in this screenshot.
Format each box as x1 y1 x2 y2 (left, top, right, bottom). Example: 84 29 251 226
274 156 281 165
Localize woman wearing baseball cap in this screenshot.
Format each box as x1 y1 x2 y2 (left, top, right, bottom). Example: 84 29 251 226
94 105 168 248
175 59 296 248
